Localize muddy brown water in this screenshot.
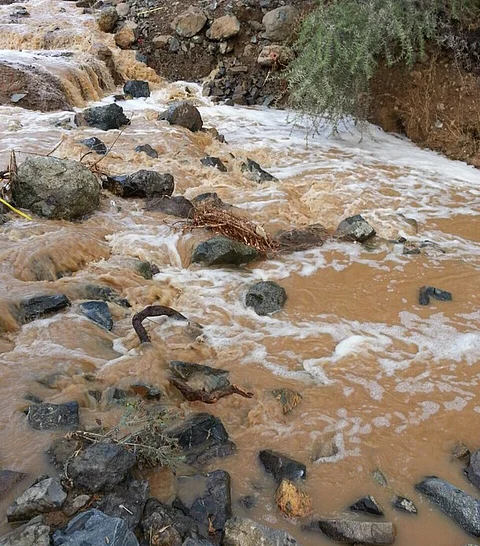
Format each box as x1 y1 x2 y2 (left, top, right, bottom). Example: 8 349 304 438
1 0 480 544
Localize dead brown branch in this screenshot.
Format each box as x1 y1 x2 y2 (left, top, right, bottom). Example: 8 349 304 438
132 305 190 344
189 202 279 255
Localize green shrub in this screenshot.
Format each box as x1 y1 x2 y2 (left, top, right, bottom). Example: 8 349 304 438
287 0 480 131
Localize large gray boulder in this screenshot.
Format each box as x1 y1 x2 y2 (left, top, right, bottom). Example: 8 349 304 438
262 6 297 42
52 509 138 546
223 516 299 546
0 516 50 546
416 476 480 537
7 478 67 523
13 157 100 220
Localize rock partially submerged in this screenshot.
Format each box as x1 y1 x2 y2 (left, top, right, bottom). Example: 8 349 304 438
245 281 286 315
81 136 107 155
123 80 150 98
192 236 259 266
335 214 376 243
0 470 27 494
159 101 203 132
7 477 67 522
103 171 174 198
271 388 302 414
303 519 395 544
275 224 330 252
392 496 417 514
27 402 79 431
79 301 113 330
170 360 252 403
77 103 129 131
0 516 50 546
14 157 100 220
223 516 299 546
418 286 453 306
275 479 313 518
259 450 306 482
349 495 384 517
134 143 158 158
52 509 138 546
201 156 227 172
145 195 193 218
17 294 70 324
416 476 480 536
68 443 136 493
241 158 277 183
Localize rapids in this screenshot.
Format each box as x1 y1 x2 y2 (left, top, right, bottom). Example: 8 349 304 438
0 0 480 544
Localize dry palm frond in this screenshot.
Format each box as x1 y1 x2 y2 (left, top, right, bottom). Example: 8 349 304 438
189 202 279 255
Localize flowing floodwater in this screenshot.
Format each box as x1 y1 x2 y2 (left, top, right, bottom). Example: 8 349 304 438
1 0 480 544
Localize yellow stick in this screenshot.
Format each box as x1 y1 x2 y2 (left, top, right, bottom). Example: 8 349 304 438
0 197 32 221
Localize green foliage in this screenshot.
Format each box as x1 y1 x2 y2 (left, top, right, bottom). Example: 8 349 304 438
287 0 480 131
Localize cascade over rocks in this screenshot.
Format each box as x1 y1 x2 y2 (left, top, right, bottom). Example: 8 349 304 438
27 402 79 430
245 281 286 315
123 80 150 98
192 236 259 266
103 171 174 198
13 157 100 220
7 477 67 522
159 101 203 132
76 103 129 131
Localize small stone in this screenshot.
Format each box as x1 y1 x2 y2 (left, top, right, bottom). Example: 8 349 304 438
62 494 91 517
96 6 118 32
245 281 286 315
259 450 306 482
392 496 418 514
200 156 227 172
418 285 452 306
134 144 158 158
145 196 193 218
7 478 67 522
81 136 107 155
152 34 171 49
275 479 313 518
116 2 129 16
79 301 113 330
335 214 376 242
206 15 240 41
257 45 294 67
271 388 302 414
349 495 384 516
262 6 297 42
27 402 79 431
238 495 256 509
129 383 162 400
312 435 339 461
303 519 395 545
174 7 207 38
159 101 203 132
452 442 471 464
115 20 138 48
241 158 277 183
192 236 258 267
123 80 150 98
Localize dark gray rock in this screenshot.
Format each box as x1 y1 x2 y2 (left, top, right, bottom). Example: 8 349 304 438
200 156 227 172
27 402 79 430
182 539 214 546
245 281 286 316
418 286 453 306
135 144 158 158
17 294 70 324
416 476 480 536
81 136 107 155
47 438 82 468
103 170 174 199
52 508 138 546
7 477 67 522
241 158 277 183
96 477 149 529
145 196 193 218
177 470 231 537
82 284 130 307
14 157 100 220
335 214 376 243
303 519 395 544
223 516 299 546
68 443 136 493
192 192 227 208
167 413 235 466
78 103 129 131
258 450 306 482
392 495 417 514
141 498 199 545
79 301 113 330
0 516 50 546
192 236 258 266
123 80 150 98
159 101 203 132
349 495 384 516
275 224 330 251
0 470 27 494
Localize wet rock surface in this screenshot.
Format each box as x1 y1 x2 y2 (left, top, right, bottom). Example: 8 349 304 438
416 476 480 536
27 402 79 430
81 136 107 155
419 285 453 305
14 157 100 220
77 103 129 131
104 170 174 198
17 294 71 323
79 301 113 330
68 443 136 493
349 495 384 516
335 214 376 243
303 519 396 544
392 495 417 514
275 479 313 518
7 477 67 522
275 224 330 251
259 450 306 482
168 412 236 466
177 470 232 537
192 236 259 266
467 449 480 488
123 79 150 98
241 158 277 183
159 101 203 132
52 509 139 546
0 516 50 546
135 143 158 158
223 516 299 546
200 156 227 172
145 195 193 218
271 388 302 414
245 281 286 315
